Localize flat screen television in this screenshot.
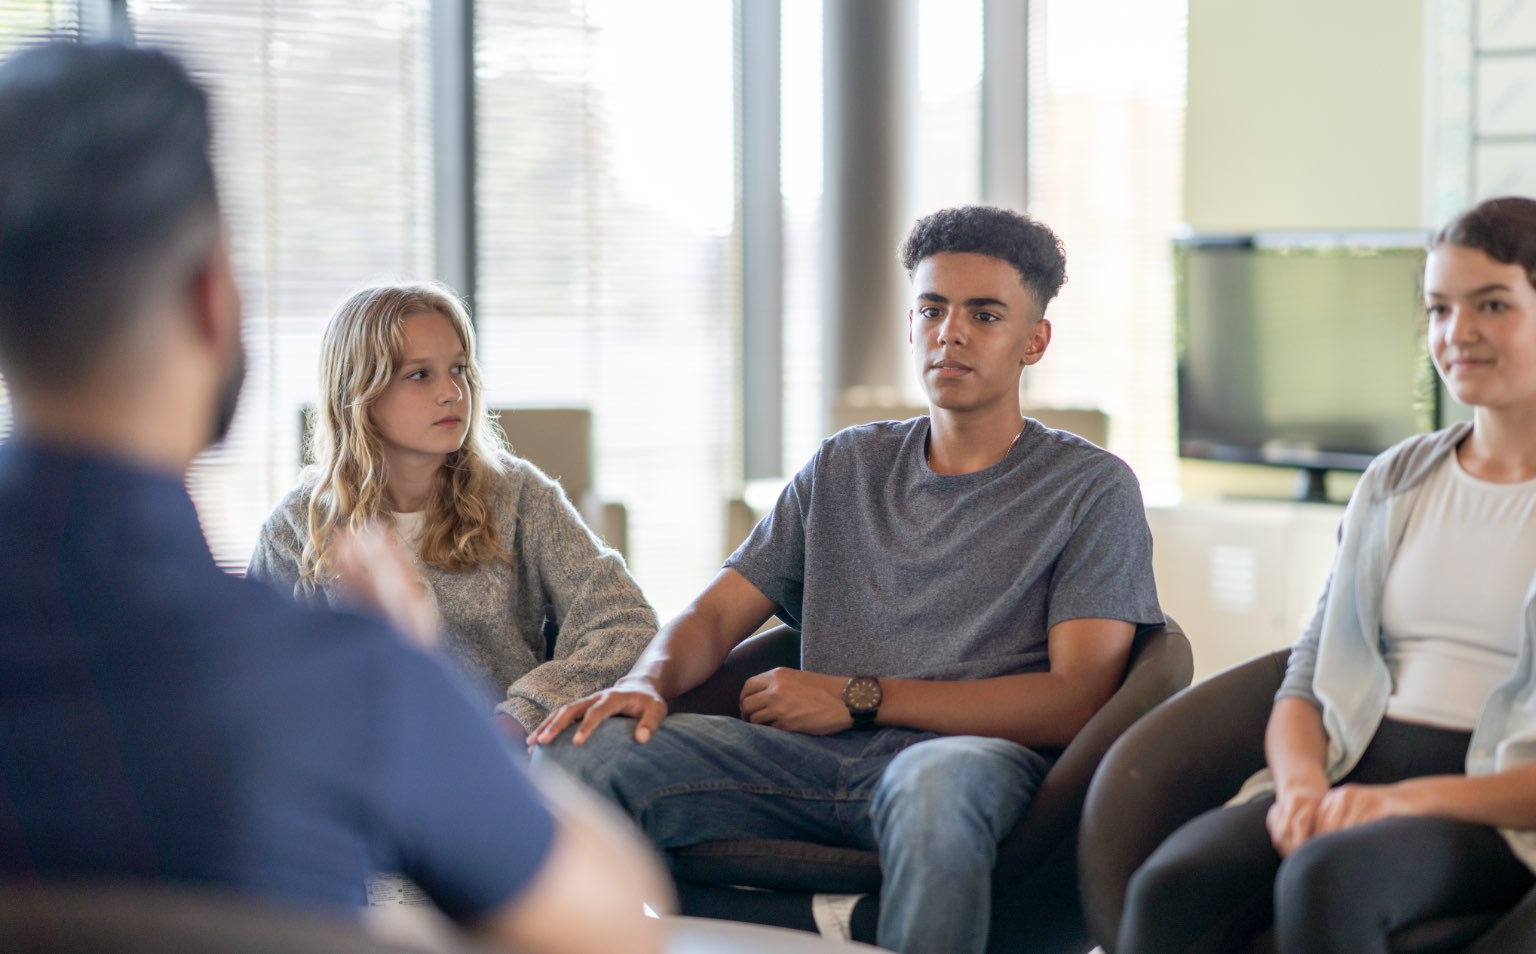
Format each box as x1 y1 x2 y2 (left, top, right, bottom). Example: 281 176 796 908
1175 231 1450 502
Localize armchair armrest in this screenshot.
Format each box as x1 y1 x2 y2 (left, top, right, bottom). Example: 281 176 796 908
668 625 802 718
578 491 628 558
1079 648 1289 952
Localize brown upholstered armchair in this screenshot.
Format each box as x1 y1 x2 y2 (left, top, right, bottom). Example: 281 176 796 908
1079 649 1536 953
665 617 1193 953
0 881 490 954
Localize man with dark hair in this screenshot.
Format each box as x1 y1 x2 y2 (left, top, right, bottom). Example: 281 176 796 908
0 42 667 954
534 204 1162 954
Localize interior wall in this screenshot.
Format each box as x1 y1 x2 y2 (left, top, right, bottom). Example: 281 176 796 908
1184 0 1426 233
1180 0 1425 500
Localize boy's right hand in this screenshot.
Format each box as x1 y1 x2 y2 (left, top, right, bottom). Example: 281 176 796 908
530 681 669 749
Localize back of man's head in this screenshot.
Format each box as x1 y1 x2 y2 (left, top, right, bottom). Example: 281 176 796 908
899 205 1068 312
0 42 219 391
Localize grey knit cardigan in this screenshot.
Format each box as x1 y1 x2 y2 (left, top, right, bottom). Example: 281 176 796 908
247 454 657 730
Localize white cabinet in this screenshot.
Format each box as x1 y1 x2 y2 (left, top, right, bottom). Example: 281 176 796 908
1146 499 1344 681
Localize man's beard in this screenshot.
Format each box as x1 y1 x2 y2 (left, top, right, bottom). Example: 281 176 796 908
210 338 246 446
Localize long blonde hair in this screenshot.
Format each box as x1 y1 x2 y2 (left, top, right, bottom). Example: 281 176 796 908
299 282 510 587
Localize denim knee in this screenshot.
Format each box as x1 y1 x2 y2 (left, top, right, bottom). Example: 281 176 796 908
869 736 1042 847
532 716 644 795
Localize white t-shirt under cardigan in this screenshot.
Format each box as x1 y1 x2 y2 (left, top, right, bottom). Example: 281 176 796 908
1382 450 1536 730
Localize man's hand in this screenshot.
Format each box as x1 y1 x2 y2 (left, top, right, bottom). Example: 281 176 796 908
529 681 669 748
739 668 852 735
1266 775 1329 856
331 522 439 649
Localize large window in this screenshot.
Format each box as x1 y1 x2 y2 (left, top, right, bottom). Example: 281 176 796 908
1025 0 1186 501
779 0 986 470
1 0 1182 603
779 0 1184 504
128 0 436 567
475 0 737 616
0 3 738 615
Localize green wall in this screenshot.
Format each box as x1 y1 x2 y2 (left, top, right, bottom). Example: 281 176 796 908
1185 0 1426 232
1181 0 1424 500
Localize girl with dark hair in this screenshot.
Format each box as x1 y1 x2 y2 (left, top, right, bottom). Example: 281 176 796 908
1119 197 1536 953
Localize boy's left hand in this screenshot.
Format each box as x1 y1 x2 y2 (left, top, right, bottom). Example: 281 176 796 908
739 669 856 734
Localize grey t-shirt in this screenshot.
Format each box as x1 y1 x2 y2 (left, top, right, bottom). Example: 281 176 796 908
726 417 1163 680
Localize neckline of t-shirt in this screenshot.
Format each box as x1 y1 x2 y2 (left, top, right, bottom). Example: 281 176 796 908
1447 446 1536 493
915 416 1034 480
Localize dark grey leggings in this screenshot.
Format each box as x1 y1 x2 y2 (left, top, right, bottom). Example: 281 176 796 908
1117 719 1535 954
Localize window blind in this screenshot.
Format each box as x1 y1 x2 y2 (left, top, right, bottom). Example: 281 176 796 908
474 0 738 617
126 0 435 569
2 1 740 610
1025 0 1186 502
777 0 1185 504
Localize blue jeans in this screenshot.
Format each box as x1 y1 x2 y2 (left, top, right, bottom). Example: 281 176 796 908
535 713 1051 954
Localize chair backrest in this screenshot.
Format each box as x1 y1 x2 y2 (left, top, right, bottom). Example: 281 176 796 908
826 402 1109 447
669 624 802 717
1025 407 1109 447
1002 619 1195 860
492 408 595 501
985 619 1193 953
0 881 457 954
298 405 597 502
1078 648 1289 953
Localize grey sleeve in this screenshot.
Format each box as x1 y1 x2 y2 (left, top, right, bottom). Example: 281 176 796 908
1275 578 1330 709
722 450 814 628
497 469 659 729
247 497 308 599
1274 456 1392 709
1045 464 1164 631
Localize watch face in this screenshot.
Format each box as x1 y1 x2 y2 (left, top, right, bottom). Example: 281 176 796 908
844 676 882 713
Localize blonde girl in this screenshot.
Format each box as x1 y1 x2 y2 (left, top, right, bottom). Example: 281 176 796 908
250 283 656 737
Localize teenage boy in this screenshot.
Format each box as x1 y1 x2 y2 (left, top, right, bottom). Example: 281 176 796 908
533 204 1163 954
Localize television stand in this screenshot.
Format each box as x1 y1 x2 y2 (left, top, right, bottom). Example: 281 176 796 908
1295 467 1331 504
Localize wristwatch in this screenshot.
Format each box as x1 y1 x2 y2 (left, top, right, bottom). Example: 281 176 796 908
843 675 882 728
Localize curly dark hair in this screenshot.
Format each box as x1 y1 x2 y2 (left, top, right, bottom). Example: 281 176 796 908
1433 196 1536 290
898 205 1068 309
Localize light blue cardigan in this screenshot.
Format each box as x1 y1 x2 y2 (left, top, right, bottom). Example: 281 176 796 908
1235 422 1536 871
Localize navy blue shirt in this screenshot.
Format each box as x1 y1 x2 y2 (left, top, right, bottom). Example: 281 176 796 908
0 440 554 922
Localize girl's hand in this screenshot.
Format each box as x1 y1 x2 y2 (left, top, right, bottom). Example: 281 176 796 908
1266 775 1329 856
1313 781 1425 836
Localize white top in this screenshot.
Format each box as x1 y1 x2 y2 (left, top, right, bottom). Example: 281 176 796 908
389 510 441 631
392 510 428 551
1382 451 1536 730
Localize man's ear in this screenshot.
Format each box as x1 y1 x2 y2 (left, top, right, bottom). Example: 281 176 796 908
1022 317 1052 366
187 237 241 355
907 309 914 346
